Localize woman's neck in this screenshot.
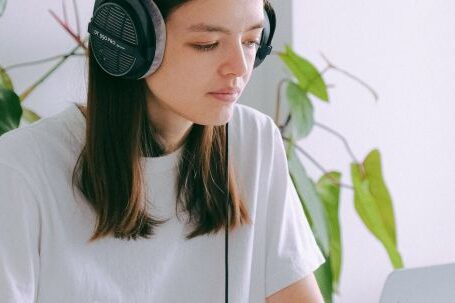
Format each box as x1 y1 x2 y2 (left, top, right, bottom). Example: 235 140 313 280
74 103 189 155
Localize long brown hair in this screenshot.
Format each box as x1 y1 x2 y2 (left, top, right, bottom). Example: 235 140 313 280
72 0 274 241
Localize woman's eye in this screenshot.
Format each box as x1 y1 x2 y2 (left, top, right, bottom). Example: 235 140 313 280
192 43 219 52
192 40 261 52
246 40 261 49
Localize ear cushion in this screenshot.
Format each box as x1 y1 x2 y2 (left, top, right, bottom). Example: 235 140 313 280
138 0 166 78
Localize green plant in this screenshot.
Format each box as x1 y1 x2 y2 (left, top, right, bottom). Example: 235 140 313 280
0 2 404 302
0 0 86 134
276 46 403 302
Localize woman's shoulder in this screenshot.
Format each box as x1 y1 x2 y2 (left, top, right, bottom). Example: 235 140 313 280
232 103 278 136
0 103 85 173
229 103 281 175
0 124 35 164
233 103 275 125
232 103 280 149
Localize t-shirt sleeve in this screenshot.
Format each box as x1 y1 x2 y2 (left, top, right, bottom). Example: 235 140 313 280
0 162 40 302
264 123 326 298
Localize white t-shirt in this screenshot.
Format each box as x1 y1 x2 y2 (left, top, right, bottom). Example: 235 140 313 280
0 103 325 303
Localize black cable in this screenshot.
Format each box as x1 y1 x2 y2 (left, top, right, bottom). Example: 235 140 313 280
225 122 229 303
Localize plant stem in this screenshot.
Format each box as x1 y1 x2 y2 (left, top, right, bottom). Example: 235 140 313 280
271 50 282 56
275 78 292 125
19 41 86 101
319 51 379 102
4 53 85 71
49 9 87 51
62 0 68 26
72 0 81 39
278 114 291 134
314 121 359 164
282 136 354 190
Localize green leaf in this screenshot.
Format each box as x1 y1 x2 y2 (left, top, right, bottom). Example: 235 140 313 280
0 65 14 91
364 150 397 246
279 45 329 102
0 0 6 17
351 149 404 268
316 172 342 291
314 257 333 303
0 87 22 136
22 107 41 123
288 148 330 256
286 81 314 139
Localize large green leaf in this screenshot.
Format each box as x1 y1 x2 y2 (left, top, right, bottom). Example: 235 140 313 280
286 81 314 139
351 149 403 268
314 256 333 303
279 45 329 102
0 87 22 135
0 0 6 17
316 172 342 291
364 150 397 246
0 65 14 90
288 148 330 256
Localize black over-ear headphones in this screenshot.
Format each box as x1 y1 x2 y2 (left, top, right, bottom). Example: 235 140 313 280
87 2 276 302
87 0 276 79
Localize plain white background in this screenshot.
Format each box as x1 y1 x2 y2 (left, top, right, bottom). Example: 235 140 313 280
1 0 454 302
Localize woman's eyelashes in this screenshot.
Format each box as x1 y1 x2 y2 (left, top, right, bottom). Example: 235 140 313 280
192 43 219 51
192 40 261 52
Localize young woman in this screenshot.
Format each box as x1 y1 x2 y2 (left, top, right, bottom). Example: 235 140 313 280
0 0 325 302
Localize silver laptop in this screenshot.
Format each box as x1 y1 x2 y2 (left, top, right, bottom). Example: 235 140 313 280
379 262 455 303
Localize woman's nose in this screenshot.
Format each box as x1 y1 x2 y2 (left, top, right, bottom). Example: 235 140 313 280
220 42 249 77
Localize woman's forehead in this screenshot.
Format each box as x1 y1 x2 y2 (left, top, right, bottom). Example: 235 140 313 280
167 0 264 33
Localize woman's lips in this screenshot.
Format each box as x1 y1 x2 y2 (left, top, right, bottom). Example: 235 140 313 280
208 86 241 102
208 92 239 102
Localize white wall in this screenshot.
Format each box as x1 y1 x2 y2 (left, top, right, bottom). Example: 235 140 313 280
292 0 455 302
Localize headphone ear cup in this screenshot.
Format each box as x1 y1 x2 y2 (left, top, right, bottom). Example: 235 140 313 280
87 0 165 80
93 0 105 13
254 4 276 69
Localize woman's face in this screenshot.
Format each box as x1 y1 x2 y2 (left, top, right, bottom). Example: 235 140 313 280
145 0 264 128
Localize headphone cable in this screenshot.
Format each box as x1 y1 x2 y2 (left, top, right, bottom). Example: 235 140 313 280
225 122 229 303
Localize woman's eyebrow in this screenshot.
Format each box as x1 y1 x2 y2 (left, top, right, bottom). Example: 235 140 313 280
186 21 264 34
